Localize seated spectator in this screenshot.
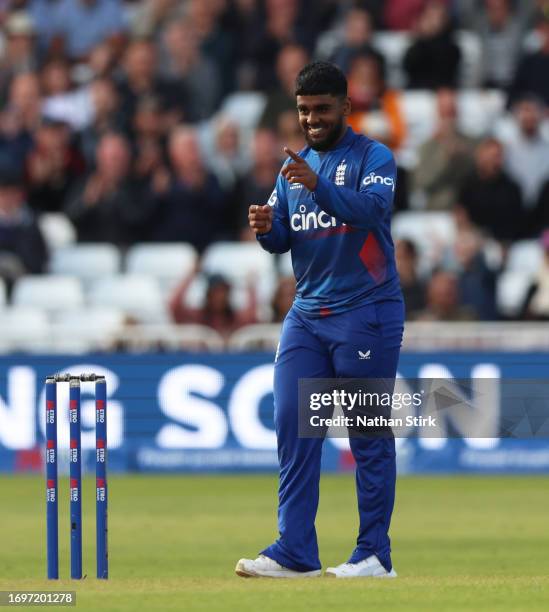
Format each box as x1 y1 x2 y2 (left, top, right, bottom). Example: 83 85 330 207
40 59 72 98
131 96 168 187
79 77 124 166
499 95 549 232
149 125 228 250
116 39 188 135
412 88 475 210
521 229 549 320
395 238 426 319
329 7 384 75
259 44 309 131
184 0 236 96
46 0 127 62
202 115 248 192
250 0 313 92
403 1 461 89
65 132 153 244
415 269 476 321
26 118 85 213
457 138 524 243
0 72 42 174
0 11 39 85
509 10 549 107
475 0 525 89
0 168 47 290
346 53 406 152
159 19 221 121
168 267 257 339
276 108 305 154
446 230 498 320
233 128 281 239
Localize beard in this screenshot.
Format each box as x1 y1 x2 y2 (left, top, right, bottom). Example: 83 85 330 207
303 116 346 151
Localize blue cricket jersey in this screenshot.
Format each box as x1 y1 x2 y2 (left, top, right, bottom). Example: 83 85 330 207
257 126 402 316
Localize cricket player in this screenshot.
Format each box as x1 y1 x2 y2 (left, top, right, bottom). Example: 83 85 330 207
236 62 404 579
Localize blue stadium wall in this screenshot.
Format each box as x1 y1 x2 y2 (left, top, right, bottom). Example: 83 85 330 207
1 352 548 474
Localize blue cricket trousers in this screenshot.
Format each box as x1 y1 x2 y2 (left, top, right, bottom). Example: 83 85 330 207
261 299 404 573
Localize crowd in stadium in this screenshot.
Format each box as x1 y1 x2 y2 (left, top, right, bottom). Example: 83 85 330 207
1 0 549 336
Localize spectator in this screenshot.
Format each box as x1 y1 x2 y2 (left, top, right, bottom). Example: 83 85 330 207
46 0 127 62
26 118 85 213
275 108 305 154
509 10 549 107
79 77 124 166
65 132 153 244
499 95 549 227
447 230 498 320
129 0 184 39
0 73 42 174
169 267 257 339
395 238 426 319
415 269 476 321
202 115 248 192
40 59 72 98
521 229 549 320
475 0 525 89
259 44 309 131
0 168 47 289
346 53 406 152
160 19 221 121
457 138 524 243
232 128 281 238
131 96 168 188
184 0 236 96
149 125 228 250
329 7 383 75
116 39 187 135
251 0 312 91
0 11 39 90
271 276 296 322
403 1 461 89
412 88 475 210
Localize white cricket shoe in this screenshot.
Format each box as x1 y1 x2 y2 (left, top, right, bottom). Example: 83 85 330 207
235 555 321 578
325 555 397 578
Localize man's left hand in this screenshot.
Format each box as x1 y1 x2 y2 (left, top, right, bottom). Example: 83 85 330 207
281 147 318 191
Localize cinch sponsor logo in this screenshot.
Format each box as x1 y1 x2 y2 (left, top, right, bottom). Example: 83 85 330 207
290 204 340 232
362 172 395 190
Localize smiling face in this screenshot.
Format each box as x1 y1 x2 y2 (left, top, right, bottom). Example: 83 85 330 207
296 94 350 151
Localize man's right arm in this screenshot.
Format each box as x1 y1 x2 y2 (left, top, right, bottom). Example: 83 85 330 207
252 174 291 254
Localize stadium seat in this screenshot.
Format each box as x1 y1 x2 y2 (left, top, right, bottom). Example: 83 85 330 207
0 278 6 309
372 32 410 89
506 240 543 274
125 243 198 295
219 92 267 130
456 30 482 87
278 252 293 277
0 307 51 353
228 323 282 350
458 90 506 137
392 211 456 276
49 243 121 286
51 307 126 353
12 276 85 314
496 270 533 318
38 213 76 250
201 242 277 313
88 275 167 323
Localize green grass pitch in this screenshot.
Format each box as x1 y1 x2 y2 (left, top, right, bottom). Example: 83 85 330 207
1 474 548 611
